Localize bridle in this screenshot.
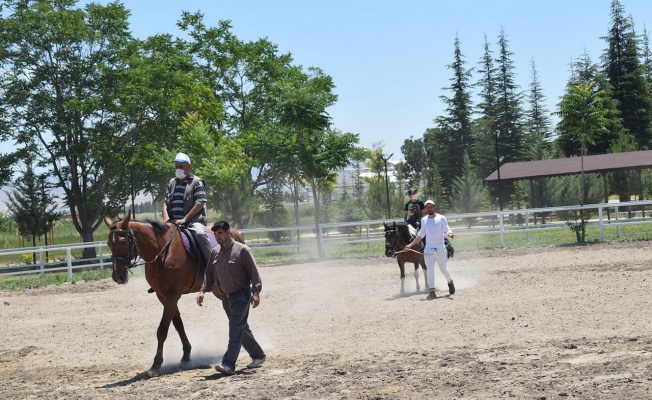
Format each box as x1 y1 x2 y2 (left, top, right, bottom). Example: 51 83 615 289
108 224 179 270
384 227 402 257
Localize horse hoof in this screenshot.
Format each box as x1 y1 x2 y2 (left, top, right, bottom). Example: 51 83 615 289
181 354 191 363
146 368 160 378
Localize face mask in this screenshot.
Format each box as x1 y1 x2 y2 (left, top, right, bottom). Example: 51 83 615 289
175 169 187 179
412 194 418 200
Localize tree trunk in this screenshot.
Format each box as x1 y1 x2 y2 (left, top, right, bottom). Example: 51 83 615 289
310 180 324 258
80 229 96 259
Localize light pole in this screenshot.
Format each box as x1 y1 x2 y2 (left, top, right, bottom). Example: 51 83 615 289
382 153 394 219
492 130 503 211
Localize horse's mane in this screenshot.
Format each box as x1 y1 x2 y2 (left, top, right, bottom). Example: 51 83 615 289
128 218 172 238
396 223 414 243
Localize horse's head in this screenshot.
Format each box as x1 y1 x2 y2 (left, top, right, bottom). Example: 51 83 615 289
103 210 136 285
383 221 399 257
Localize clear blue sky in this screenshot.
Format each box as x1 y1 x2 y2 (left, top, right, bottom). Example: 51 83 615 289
103 0 651 161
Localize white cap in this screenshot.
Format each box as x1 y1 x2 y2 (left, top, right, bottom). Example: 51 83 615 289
424 200 436 206
174 152 191 165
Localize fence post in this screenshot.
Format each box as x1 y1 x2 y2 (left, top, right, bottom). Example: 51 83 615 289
615 205 620 237
598 206 604 241
39 248 45 277
290 229 296 254
66 247 73 283
366 223 370 250
499 213 505 248
525 212 530 243
99 245 104 271
317 225 323 252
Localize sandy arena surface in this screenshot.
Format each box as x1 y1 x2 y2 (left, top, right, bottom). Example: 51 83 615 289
2 241 652 399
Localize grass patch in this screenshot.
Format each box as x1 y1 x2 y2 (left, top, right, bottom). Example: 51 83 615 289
0 267 114 291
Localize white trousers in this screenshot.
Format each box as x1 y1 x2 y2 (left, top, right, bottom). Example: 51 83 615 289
424 248 452 290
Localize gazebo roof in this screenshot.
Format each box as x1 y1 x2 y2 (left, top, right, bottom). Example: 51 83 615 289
484 150 652 183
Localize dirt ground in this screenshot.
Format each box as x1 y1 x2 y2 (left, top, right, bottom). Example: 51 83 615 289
2 241 652 399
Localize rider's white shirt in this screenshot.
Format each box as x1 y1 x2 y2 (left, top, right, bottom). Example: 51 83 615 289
417 214 451 250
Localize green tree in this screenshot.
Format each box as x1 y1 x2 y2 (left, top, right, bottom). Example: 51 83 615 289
524 59 553 149
450 153 487 227
397 136 427 189
434 35 474 189
494 27 525 164
5 163 59 262
0 0 135 257
178 12 298 227
472 35 500 206
642 26 652 86
276 68 361 258
522 132 555 223
603 0 652 149
363 146 389 219
555 80 610 205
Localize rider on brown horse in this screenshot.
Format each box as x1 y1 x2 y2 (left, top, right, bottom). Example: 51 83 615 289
162 152 212 266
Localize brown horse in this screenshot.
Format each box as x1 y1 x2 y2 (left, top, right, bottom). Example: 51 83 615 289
383 221 428 293
103 210 244 377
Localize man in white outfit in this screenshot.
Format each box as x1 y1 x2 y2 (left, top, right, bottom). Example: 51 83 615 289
404 199 455 299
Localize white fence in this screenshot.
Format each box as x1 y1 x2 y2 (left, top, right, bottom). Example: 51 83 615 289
2 200 652 282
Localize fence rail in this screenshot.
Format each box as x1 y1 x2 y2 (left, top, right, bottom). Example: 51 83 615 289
2 200 652 282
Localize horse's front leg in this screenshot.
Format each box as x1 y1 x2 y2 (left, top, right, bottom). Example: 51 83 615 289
413 262 421 291
148 296 181 377
171 308 192 364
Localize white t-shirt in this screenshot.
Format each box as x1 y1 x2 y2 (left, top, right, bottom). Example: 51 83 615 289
417 214 452 250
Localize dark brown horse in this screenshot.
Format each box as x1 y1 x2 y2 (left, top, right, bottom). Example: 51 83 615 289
383 221 428 292
103 210 244 377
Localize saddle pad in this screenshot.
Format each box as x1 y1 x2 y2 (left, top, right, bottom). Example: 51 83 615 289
181 230 218 261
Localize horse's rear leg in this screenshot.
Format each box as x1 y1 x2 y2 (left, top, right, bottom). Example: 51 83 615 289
172 310 192 363
148 299 180 377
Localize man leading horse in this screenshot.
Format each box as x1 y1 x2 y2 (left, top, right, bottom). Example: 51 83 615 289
404 199 456 299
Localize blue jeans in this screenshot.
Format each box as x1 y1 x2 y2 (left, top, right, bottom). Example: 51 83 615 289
220 287 266 369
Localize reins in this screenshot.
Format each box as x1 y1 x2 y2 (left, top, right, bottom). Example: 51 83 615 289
109 224 179 269
392 235 455 256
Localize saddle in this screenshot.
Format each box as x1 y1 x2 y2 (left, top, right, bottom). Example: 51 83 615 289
146 227 217 295
178 227 217 266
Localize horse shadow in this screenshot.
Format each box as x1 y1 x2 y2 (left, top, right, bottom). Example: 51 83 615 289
99 362 213 388
99 361 262 387
385 291 455 301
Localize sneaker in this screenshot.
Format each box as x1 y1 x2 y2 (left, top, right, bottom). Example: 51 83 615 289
448 280 456 295
427 290 437 299
246 357 266 369
215 364 235 376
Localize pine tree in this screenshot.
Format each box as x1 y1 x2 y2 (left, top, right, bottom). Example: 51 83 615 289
473 35 499 177
434 35 474 190
5 164 60 262
352 161 364 201
642 26 652 85
494 27 525 163
524 59 553 150
602 0 652 149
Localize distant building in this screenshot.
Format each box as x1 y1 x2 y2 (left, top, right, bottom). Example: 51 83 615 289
304 159 401 205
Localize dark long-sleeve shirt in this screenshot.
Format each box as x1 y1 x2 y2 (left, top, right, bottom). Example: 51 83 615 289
200 240 262 295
